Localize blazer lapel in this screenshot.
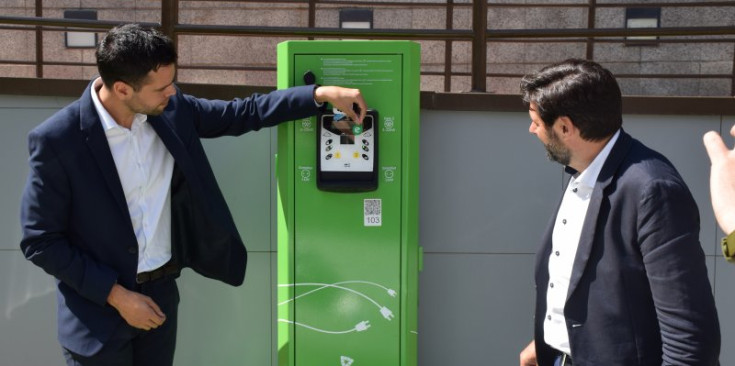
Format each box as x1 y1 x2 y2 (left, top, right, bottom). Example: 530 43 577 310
148 113 203 193
566 130 633 301
148 114 180 158
79 81 132 223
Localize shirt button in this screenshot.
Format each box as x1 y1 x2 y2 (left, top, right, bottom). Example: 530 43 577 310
562 219 567 224
555 251 560 256
550 283 554 288
572 187 578 193
547 315 552 320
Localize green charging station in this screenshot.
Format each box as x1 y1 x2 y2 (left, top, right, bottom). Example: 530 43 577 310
276 41 421 366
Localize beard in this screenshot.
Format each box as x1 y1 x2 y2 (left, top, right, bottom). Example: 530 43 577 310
545 129 571 166
145 105 166 116
128 97 169 117
139 101 169 116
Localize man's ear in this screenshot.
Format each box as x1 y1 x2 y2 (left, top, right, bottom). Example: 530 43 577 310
112 81 133 100
556 116 576 137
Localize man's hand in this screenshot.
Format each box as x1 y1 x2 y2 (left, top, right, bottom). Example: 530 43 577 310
704 124 735 234
314 86 367 124
520 340 537 366
107 283 166 331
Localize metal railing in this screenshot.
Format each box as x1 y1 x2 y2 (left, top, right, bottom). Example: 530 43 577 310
1 0 735 94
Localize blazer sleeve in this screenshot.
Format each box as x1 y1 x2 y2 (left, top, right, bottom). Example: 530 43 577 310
638 178 721 365
19 130 118 307
182 84 320 138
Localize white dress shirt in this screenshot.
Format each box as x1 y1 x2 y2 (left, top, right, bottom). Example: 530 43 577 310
90 78 174 273
543 130 620 355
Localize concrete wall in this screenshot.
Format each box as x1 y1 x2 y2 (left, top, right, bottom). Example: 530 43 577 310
0 93 732 365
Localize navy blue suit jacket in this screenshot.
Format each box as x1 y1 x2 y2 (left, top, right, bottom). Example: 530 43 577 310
19 80 319 356
533 130 720 365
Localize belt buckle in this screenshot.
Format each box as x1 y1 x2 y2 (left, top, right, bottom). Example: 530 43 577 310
135 272 148 284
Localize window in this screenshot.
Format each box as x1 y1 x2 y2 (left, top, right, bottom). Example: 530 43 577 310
625 7 660 44
340 9 373 29
64 10 98 48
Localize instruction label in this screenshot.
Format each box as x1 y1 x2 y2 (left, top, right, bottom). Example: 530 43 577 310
320 57 397 87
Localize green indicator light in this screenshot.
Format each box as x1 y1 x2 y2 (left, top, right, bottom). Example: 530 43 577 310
352 124 363 135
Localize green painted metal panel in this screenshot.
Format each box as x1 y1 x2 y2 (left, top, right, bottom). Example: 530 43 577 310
277 41 420 366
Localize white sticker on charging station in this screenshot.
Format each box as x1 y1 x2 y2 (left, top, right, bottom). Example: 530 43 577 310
364 199 382 227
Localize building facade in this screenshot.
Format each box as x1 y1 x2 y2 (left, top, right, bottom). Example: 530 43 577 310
1 0 734 96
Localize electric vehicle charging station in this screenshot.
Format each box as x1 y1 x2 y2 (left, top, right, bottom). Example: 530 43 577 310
276 41 420 366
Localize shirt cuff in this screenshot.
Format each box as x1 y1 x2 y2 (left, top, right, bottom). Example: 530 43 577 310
312 84 323 108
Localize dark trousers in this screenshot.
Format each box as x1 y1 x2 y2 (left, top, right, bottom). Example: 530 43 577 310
62 277 179 366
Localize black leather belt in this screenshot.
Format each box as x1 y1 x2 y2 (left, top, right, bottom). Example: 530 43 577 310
136 261 178 284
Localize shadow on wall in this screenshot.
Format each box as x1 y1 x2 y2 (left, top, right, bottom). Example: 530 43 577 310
3 252 56 320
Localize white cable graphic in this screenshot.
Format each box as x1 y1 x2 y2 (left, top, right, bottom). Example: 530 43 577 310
339 280 396 296
279 280 396 305
278 319 371 334
279 282 394 320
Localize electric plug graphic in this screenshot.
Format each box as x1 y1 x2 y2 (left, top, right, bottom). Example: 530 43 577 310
380 307 395 320
355 321 371 332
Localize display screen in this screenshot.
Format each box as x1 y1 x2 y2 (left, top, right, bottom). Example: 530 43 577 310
322 115 373 144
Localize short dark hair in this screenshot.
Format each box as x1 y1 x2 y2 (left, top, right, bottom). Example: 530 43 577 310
520 59 622 141
95 23 177 90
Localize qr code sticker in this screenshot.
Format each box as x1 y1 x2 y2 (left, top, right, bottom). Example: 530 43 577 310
364 199 382 227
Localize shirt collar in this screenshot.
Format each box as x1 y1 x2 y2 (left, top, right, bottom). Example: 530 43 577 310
90 77 147 131
571 129 621 190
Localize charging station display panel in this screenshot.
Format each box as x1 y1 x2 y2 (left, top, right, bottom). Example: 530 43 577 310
317 110 378 191
291 53 403 366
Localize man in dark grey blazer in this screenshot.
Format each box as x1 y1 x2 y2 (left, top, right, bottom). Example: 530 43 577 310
518 59 720 366
19 23 366 366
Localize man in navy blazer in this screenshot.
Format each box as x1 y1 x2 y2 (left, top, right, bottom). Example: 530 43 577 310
19 24 367 366
518 59 720 366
